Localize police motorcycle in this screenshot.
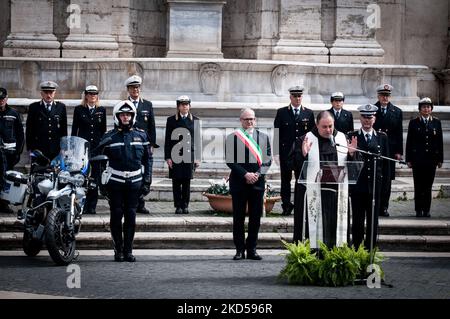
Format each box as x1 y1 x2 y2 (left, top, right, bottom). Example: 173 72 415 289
8 136 98 265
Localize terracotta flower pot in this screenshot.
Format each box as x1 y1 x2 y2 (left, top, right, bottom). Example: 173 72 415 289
203 193 281 214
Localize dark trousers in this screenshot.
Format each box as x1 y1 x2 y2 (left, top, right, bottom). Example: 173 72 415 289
380 178 392 211
172 178 191 209
412 163 436 213
108 181 141 254
84 160 100 213
137 194 146 211
84 185 98 213
293 183 306 243
231 185 264 252
280 163 293 209
351 191 380 250
321 188 338 248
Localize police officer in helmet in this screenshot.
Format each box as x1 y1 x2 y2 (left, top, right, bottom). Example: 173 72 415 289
100 100 153 262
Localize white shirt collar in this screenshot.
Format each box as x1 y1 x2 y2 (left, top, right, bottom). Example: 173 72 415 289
361 128 376 136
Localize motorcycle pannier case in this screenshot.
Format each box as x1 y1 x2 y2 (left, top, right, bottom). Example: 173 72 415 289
0 170 27 204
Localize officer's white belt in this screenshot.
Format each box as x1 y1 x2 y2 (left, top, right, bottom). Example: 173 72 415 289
110 168 142 178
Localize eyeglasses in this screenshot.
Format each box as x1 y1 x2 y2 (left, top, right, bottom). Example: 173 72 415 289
241 118 255 121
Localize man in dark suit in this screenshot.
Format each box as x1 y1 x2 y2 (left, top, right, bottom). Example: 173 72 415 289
373 84 403 217
164 95 201 214
406 98 443 218
274 86 315 215
26 81 67 161
348 104 390 250
226 108 271 260
125 75 158 215
328 92 353 135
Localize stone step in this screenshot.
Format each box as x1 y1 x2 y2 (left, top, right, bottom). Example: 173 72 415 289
1 232 449 252
1 216 449 236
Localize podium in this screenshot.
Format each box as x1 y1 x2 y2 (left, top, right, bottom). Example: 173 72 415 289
297 161 363 249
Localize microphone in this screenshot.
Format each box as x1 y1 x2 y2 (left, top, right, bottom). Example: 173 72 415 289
329 135 336 147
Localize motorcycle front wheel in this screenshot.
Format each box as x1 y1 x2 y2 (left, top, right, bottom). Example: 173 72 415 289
23 230 43 257
45 208 76 265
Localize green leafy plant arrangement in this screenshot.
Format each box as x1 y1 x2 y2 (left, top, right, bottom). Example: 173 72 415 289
205 179 230 195
317 242 360 287
205 179 279 198
279 240 384 287
353 244 385 280
278 240 320 285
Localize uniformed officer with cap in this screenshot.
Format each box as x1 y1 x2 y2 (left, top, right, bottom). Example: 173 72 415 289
274 85 315 215
348 104 390 250
328 92 354 134
406 97 443 218
164 95 201 214
99 100 153 262
26 81 67 161
373 83 402 217
125 75 157 215
71 85 107 214
0 88 24 214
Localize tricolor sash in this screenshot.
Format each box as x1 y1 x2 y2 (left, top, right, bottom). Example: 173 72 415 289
234 129 263 167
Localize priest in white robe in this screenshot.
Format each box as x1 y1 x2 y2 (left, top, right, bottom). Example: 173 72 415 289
288 111 359 249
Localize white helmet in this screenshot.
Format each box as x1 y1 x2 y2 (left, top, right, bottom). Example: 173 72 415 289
113 100 136 127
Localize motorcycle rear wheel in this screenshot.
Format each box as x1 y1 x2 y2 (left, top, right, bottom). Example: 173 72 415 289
45 208 76 266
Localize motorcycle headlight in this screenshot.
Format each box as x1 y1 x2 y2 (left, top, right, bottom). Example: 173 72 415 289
58 171 71 184
73 174 85 187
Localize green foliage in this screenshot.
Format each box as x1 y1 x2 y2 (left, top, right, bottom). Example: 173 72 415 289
205 181 230 195
278 240 320 285
395 191 408 201
279 241 385 287
317 242 359 287
205 179 279 198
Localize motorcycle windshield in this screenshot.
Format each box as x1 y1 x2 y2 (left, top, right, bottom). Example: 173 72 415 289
56 136 90 174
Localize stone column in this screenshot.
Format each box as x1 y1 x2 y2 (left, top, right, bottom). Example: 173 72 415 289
329 0 384 63
62 0 119 58
165 0 225 58
3 0 60 58
271 0 328 63
111 0 134 58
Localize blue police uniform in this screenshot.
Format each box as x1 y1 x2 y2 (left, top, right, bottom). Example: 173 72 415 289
100 125 153 261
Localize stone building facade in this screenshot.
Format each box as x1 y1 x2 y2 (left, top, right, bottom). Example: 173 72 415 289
0 0 448 103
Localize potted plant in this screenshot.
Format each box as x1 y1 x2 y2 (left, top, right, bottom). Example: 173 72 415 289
202 179 281 214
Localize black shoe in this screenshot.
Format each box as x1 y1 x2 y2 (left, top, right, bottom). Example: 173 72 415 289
137 207 150 214
380 210 389 217
175 207 183 214
416 211 423 218
423 211 431 218
182 208 189 214
281 204 294 216
124 253 136 262
114 252 124 262
246 250 262 260
233 250 245 260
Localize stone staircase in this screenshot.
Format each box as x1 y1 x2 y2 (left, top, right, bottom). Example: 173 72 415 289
1 207 449 252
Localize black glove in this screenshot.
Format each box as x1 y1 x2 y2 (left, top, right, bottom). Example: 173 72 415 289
99 185 109 198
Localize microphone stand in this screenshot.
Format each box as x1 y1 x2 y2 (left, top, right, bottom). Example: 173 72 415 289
336 141 405 266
